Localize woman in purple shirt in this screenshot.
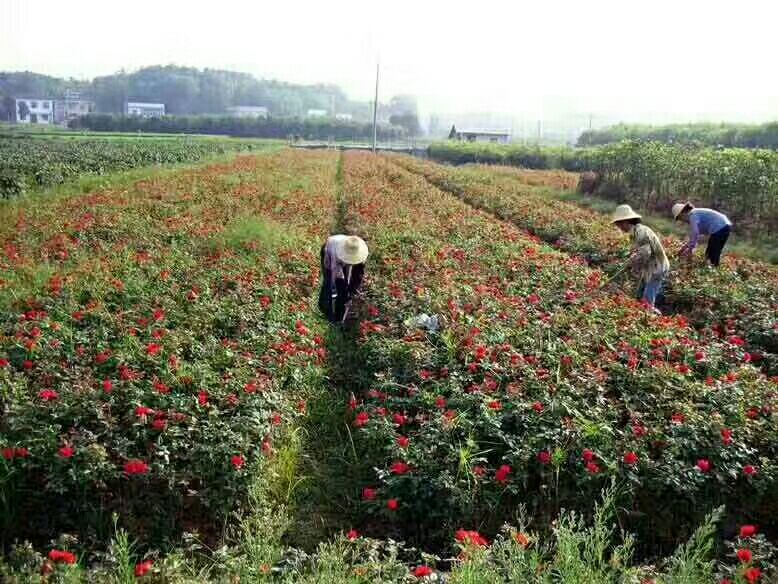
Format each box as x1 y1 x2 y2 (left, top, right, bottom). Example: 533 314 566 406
672 202 733 267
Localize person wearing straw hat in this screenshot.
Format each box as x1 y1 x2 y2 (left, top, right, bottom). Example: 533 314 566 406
318 234 369 323
672 202 733 267
611 204 670 311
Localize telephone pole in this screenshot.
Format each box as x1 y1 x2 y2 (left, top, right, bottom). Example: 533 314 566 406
372 63 379 153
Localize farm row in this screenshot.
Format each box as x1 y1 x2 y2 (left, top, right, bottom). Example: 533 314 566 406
428 140 778 235
0 149 775 581
391 154 778 372
0 133 272 198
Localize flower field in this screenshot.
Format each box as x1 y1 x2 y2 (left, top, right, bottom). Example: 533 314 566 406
1 148 776 581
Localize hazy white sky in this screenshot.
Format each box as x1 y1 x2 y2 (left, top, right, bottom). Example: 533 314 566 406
2 0 777 121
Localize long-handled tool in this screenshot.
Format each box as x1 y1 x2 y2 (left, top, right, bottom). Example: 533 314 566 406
599 259 633 289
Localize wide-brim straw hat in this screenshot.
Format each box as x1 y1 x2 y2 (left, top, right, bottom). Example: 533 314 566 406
611 204 642 223
336 236 369 265
672 202 691 220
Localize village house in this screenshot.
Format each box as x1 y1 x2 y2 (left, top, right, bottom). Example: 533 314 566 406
126 102 166 117
449 125 510 144
15 98 54 124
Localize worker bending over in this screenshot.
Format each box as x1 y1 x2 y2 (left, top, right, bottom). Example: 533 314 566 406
612 204 670 311
318 234 369 323
672 202 733 267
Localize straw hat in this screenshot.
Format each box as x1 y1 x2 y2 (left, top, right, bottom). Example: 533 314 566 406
336 236 369 265
672 202 692 220
611 204 642 223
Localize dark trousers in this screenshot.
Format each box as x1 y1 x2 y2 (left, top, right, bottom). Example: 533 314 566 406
706 226 730 266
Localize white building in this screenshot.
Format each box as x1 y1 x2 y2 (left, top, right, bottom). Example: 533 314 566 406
54 98 93 124
449 125 510 144
307 109 328 118
15 98 54 124
226 105 269 118
335 113 353 121
126 102 166 117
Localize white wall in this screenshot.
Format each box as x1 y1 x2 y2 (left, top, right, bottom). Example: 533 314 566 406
15 98 53 124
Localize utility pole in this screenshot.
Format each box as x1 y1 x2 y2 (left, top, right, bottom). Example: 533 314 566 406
372 63 379 153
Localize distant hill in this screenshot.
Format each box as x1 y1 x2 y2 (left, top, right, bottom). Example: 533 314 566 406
0 65 376 120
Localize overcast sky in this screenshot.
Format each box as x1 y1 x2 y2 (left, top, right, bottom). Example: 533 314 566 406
2 0 777 122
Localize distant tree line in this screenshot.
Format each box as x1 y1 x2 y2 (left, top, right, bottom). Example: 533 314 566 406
578 122 778 149
0 66 375 119
69 114 407 141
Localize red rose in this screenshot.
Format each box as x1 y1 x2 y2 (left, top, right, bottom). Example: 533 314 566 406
744 567 762 583
632 424 647 438
586 462 601 474
582 449 595 463
532 401 544 413
721 428 733 445
102 379 113 393
58 446 74 459
48 549 77 564
2 448 14 460
0 358 9 367
134 560 153 577
39 389 59 401
198 391 209 406
455 529 488 547
537 450 551 465
495 464 512 484
488 400 502 411
135 406 154 418
435 396 447 409
231 455 245 470
743 465 758 477
362 487 377 501
671 413 685 424
737 548 753 564
346 529 359 540
392 413 408 426
386 498 399 511
390 461 411 475
413 566 434 578
696 459 711 473
124 459 150 475
353 411 369 428
740 525 758 538
472 465 486 477
623 452 639 466
397 436 410 449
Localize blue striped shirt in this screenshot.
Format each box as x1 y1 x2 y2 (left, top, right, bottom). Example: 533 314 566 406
688 208 732 250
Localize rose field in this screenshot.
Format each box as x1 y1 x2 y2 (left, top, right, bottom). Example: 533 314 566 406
0 147 776 582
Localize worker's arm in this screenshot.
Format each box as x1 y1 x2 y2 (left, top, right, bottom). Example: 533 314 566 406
685 215 701 252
